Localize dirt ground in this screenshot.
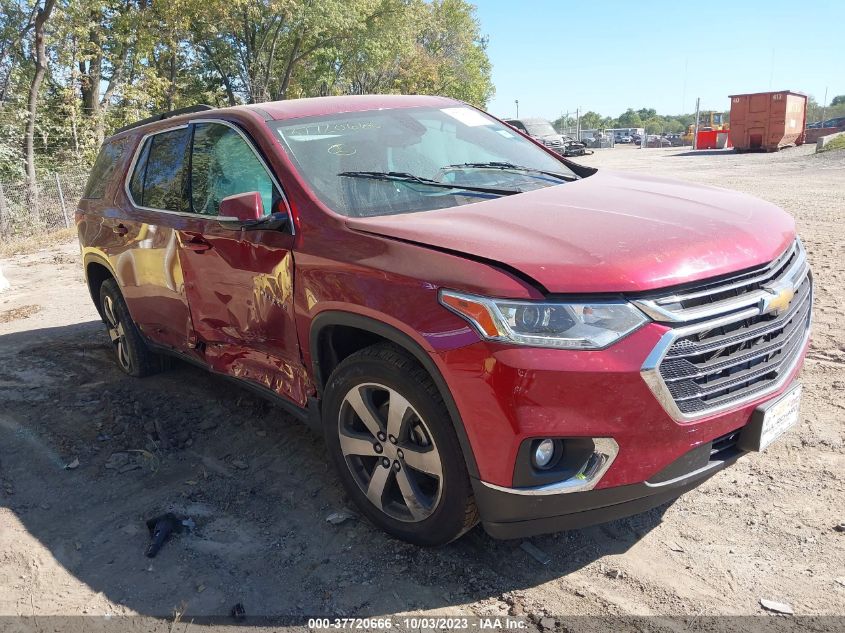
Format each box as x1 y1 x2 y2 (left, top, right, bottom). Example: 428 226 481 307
0 145 843 628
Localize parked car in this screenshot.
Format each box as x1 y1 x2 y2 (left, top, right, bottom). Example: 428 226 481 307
79 95 812 545
560 135 588 156
666 133 685 147
619 135 632 144
807 117 845 130
647 135 673 148
504 117 571 156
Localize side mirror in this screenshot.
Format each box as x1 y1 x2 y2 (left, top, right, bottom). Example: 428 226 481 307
219 191 263 222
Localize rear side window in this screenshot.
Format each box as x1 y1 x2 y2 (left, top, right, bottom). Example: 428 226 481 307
128 127 191 212
128 139 150 203
83 139 127 199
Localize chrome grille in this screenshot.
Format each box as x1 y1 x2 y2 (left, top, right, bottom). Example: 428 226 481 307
640 240 812 420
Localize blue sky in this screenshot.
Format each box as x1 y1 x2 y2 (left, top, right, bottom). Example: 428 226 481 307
475 0 845 120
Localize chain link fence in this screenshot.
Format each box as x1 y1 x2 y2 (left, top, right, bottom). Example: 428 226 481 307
0 172 89 240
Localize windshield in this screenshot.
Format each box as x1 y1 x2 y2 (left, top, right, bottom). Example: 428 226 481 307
522 120 558 137
271 106 578 217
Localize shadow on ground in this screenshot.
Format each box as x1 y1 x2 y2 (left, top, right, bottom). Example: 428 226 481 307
671 149 737 157
0 321 669 618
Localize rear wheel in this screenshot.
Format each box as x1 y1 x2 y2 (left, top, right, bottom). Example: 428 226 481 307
99 279 166 377
322 344 478 545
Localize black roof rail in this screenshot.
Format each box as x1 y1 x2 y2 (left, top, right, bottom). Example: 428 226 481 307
113 104 215 135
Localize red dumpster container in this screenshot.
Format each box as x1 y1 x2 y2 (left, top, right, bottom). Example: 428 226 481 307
695 129 719 149
728 90 807 152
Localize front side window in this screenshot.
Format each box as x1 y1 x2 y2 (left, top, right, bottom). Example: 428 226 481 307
190 123 278 216
272 106 579 218
129 127 191 212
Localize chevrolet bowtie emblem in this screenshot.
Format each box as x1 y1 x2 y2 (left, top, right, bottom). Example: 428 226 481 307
760 282 795 316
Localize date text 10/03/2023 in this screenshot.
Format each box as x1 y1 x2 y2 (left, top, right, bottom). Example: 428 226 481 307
307 617 529 630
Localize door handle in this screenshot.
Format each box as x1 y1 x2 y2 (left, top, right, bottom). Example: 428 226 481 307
183 238 212 252
112 224 128 236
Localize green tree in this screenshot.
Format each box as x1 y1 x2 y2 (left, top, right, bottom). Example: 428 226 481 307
577 111 603 130
389 0 493 107
0 0 495 182
643 117 663 135
551 114 575 131
617 108 643 128
831 95 845 106
662 118 684 134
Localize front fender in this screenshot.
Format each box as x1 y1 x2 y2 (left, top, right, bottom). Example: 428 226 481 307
308 308 480 479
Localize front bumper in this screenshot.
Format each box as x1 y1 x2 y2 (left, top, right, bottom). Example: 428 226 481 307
431 322 810 538
474 428 744 539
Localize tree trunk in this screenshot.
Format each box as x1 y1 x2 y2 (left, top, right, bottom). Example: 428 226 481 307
80 56 102 117
276 35 301 100
24 0 57 186
80 8 103 118
165 42 177 110
260 19 284 103
201 42 238 106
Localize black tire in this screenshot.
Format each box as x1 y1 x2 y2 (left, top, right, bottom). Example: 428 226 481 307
322 343 478 546
99 278 166 377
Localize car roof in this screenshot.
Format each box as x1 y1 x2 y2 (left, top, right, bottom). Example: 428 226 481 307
108 94 465 141
249 94 461 121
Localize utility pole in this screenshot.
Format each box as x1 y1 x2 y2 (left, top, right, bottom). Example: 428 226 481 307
821 87 828 126
576 108 580 140
515 99 519 118
693 97 701 150
55 172 69 228
0 183 8 236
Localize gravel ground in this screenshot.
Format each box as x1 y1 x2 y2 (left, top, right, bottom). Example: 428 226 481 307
0 145 843 630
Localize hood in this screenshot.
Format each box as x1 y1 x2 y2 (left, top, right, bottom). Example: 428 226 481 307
345 170 796 294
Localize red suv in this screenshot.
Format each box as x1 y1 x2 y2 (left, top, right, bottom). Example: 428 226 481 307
77 95 811 545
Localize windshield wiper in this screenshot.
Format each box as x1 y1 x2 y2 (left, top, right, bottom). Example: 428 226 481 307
444 162 578 181
337 171 520 196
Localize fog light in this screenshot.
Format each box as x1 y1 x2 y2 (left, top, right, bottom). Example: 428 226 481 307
533 439 556 469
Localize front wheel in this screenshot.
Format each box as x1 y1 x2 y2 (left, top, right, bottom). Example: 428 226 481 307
322 344 478 546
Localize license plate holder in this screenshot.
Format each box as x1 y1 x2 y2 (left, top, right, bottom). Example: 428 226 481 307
737 383 802 452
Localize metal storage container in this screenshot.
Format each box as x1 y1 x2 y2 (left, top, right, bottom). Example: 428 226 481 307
728 90 807 152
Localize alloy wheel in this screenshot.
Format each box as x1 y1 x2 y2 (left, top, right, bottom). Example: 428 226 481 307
338 382 443 522
102 294 131 372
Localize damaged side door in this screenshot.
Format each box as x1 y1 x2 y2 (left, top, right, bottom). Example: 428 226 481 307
177 120 309 408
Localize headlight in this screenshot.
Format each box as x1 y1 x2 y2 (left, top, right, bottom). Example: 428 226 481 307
439 290 648 349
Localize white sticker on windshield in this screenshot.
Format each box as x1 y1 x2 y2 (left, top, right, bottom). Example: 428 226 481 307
285 134 342 141
441 107 494 127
